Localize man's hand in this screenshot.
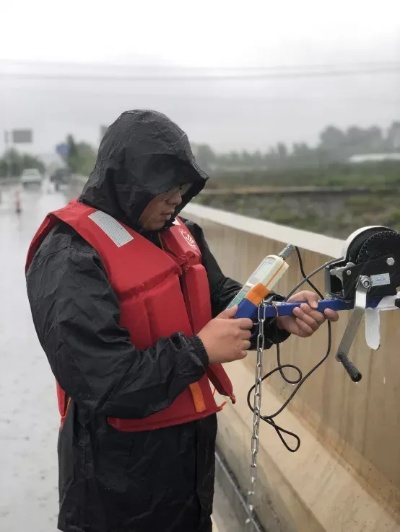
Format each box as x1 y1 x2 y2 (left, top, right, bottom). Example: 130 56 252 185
276 290 339 338
197 305 253 364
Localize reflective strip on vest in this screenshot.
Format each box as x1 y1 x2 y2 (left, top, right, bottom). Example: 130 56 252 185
88 211 134 247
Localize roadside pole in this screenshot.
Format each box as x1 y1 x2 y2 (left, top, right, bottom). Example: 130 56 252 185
4 130 11 181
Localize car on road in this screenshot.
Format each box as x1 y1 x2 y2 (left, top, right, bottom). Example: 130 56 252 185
50 167 71 190
20 168 43 188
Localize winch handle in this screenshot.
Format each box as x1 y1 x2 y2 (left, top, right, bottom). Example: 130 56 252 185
336 352 363 382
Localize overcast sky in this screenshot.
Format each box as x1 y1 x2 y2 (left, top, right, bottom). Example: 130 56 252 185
1 0 399 157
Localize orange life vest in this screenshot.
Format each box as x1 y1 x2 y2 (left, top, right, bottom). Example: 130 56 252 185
26 200 235 431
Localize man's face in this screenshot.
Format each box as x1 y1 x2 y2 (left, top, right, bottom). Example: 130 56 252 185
139 184 191 231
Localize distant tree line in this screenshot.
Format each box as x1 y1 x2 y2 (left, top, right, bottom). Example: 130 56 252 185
0 134 97 179
192 121 400 172
1 121 399 178
0 149 45 178
59 134 97 176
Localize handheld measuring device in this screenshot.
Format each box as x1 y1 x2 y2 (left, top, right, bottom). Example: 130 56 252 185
226 244 296 310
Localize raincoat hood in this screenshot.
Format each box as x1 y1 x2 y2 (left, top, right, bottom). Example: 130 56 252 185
80 110 209 231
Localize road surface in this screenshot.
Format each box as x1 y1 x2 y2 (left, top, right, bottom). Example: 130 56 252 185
0 184 65 531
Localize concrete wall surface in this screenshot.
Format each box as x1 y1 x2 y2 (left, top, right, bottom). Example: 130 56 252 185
183 203 400 532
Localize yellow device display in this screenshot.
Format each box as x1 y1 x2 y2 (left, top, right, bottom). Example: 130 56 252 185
226 244 295 309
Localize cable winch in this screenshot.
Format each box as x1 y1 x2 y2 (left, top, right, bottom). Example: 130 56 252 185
264 225 400 380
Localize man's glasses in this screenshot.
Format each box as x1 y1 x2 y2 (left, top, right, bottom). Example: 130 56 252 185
163 183 192 201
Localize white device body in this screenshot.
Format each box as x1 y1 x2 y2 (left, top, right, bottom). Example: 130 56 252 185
226 254 289 309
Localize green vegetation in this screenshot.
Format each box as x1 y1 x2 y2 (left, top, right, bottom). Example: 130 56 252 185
62 135 97 176
192 121 400 172
0 133 97 179
209 161 400 189
0 149 45 178
194 160 400 238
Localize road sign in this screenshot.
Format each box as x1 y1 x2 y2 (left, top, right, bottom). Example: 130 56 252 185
12 129 33 143
56 143 70 158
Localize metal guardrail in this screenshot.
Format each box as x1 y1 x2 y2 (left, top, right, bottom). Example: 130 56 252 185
0 177 20 186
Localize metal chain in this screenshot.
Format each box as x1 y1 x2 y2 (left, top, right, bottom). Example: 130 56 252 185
246 298 267 529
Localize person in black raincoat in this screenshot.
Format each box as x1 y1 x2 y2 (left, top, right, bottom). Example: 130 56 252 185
26 110 338 532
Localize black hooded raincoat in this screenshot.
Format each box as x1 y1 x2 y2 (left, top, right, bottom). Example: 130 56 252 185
26 110 288 532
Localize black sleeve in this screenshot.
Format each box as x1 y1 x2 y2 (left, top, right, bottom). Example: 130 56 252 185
26 227 209 419
183 219 291 347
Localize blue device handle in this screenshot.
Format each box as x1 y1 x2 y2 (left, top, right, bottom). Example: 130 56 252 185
234 296 390 320
235 298 355 320
234 299 259 319
268 298 354 317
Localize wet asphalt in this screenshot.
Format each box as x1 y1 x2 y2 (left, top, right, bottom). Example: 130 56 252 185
0 184 65 531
